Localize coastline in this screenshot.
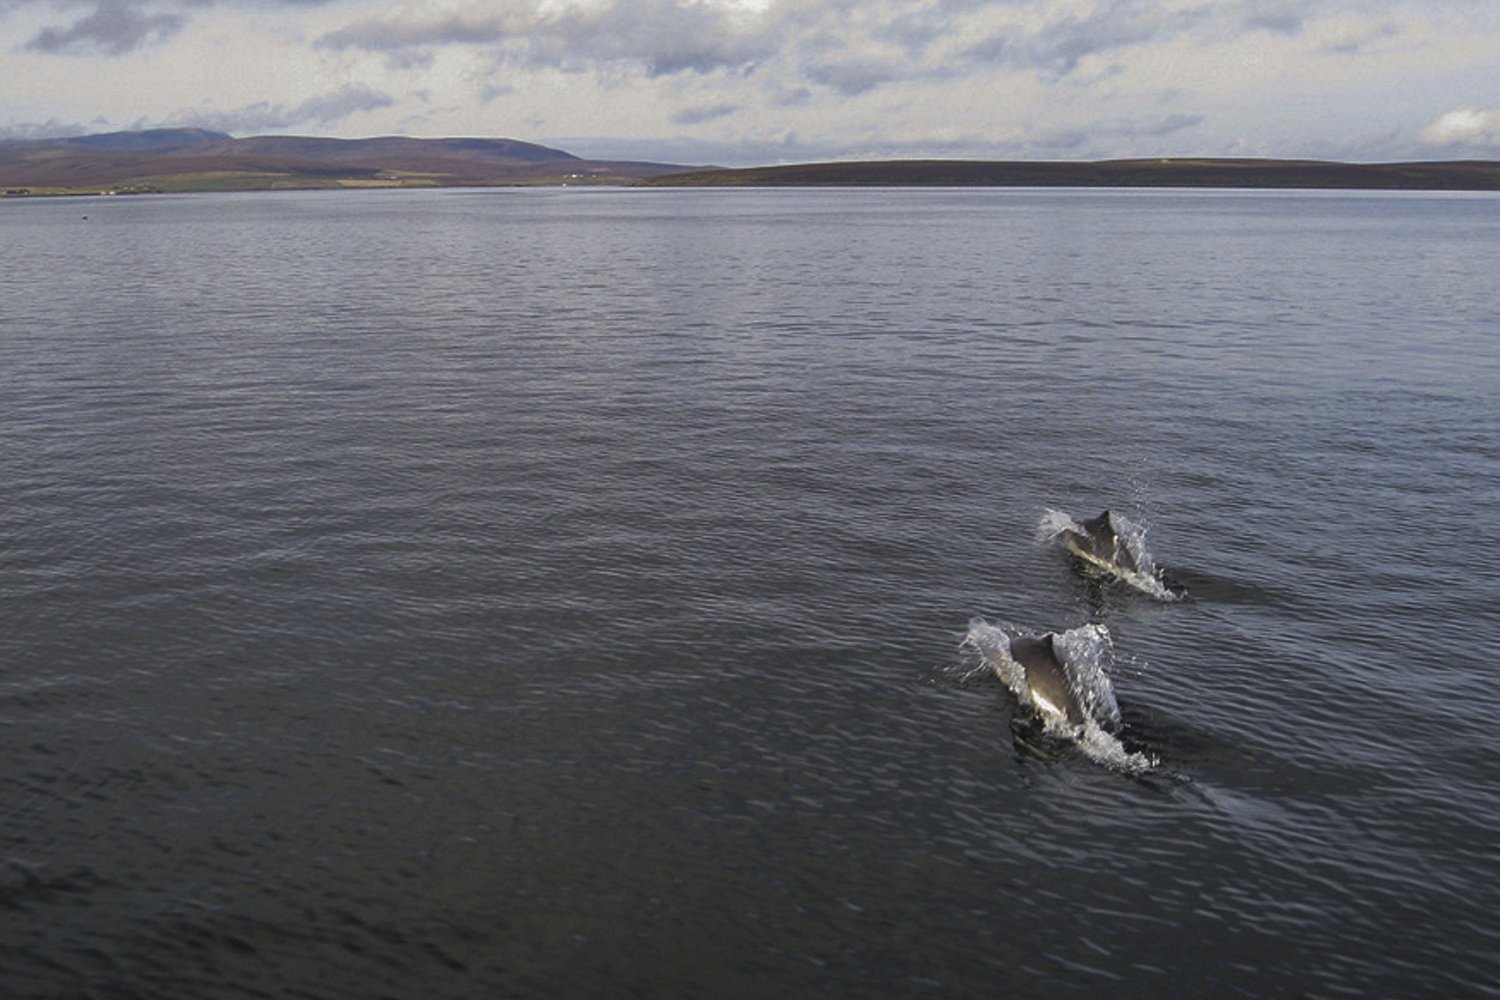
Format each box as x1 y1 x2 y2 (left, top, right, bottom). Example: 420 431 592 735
3 129 1497 196
636 157 1500 191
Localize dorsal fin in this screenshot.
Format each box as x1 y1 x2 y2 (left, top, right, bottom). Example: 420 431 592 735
1009 632 1083 726
1080 510 1115 540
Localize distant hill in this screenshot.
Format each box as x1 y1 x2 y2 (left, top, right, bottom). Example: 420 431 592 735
44 128 234 153
5 131 1497 194
641 158 1500 191
189 135 582 165
0 129 698 194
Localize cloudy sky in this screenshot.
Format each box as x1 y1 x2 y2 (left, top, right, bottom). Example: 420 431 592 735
3 0 1498 165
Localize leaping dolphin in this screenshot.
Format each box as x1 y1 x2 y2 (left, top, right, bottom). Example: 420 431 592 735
963 619 1153 771
1043 507 1180 600
964 620 1120 733
1058 509 1140 576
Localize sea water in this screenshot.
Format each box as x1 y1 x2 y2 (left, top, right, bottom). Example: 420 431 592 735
2 187 1498 997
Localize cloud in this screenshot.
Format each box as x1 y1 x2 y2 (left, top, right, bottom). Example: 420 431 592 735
805 57 908 96
539 0 776 75
316 11 531 52
319 0 778 77
307 0 1446 109
557 106 1210 167
294 85 396 125
1011 111 1206 156
1239 0 1305 36
1034 3 1211 75
0 119 94 141
871 6 950 55
1321 22 1399 55
555 128 845 168
17 0 347 56
670 102 739 125
383 47 437 71
25 0 184 55
1138 112 1204 137
1419 107 1500 151
479 83 513 104
167 84 395 134
962 1 1207 77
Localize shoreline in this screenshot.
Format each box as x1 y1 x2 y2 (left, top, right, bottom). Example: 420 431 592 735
637 157 1500 191
4 158 1498 198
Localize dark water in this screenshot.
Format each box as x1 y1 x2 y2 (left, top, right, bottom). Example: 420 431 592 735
3 187 1498 998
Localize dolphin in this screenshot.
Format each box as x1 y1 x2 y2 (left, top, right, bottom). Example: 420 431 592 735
1058 509 1141 576
1006 632 1086 728
965 619 1149 769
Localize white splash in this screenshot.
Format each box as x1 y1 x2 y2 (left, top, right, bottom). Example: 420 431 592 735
1052 622 1121 731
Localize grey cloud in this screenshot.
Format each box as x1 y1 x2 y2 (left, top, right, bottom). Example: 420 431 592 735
671 102 739 125
557 125 1069 168
1322 22 1399 54
319 0 777 77
805 57 907 96
480 83 514 104
1020 2 1207 76
1135 113 1204 136
317 13 527 52
1025 126 1091 153
872 7 948 55
384 48 436 71
26 0 184 55
555 106 1206 167
1243 12 1301 34
310 0 1264 99
953 0 1444 80
956 2 1224 78
1117 111 1204 139
169 84 394 133
551 131 807 168
547 0 776 76
1239 0 1304 35
294 84 395 124
1016 111 1207 157
961 31 1008 64
18 0 346 56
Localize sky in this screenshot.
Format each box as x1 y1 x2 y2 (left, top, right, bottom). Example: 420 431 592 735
2 0 1498 165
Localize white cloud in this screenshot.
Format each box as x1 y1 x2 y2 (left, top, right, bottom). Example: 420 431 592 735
1419 107 1500 151
0 118 95 141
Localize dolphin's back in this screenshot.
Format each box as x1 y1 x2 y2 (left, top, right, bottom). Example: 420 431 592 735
1065 509 1139 575
1009 633 1084 726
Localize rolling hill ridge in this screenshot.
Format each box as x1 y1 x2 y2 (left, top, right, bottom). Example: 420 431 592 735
0 129 696 193
641 157 1500 191
3 129 1498 194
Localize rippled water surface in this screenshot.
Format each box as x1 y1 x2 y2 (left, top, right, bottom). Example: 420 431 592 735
3 188 1499 998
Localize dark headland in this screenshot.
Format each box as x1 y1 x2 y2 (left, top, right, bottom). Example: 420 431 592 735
2 128 1497 194
640 158 1500 191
